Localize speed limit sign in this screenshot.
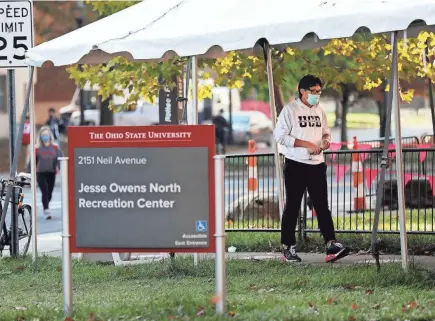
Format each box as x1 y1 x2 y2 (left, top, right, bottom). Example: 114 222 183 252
0 0 33 69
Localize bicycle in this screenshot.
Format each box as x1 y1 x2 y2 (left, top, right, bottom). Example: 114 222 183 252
0 173 32 257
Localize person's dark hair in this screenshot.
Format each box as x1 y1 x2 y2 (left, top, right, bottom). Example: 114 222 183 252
298 75 322 98
48 107 55 113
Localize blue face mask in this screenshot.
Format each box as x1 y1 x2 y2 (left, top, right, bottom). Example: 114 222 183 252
41 135 50 143
307 94 320 106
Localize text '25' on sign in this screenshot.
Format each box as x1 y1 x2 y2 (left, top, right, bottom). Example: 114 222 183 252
0 0 34 69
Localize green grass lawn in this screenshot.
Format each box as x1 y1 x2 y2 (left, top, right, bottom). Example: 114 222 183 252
227 209 435 233
325 112 430 129
226 210 435 254
226 231 435 255
1 256 435 320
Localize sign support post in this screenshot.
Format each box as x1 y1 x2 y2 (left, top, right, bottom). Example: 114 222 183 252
60 157 73 316
7 69 18 257
214 155 226 314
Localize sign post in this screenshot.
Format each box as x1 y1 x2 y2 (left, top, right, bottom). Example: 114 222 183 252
0 0 33 257
158 76 179 125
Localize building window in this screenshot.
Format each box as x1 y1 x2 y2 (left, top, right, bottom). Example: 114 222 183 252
0 75 6 113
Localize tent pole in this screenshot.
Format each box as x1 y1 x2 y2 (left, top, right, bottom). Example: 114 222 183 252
28 67 38 262
191 55 199 267
371 33 395 271
391 31 408 271
191 56 198 125
263 43 284 220
371 31 408 272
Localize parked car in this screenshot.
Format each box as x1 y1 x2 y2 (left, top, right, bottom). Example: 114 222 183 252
59 85 99 127
227 111 273 146
68 101 159 126
203 110 273 146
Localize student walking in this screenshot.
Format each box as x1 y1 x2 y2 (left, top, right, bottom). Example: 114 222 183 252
34 126 63 220
274 75 350 263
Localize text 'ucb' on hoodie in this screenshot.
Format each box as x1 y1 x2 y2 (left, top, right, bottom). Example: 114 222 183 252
273 98 331 165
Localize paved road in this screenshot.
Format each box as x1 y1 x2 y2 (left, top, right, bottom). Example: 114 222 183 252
14 178 63 235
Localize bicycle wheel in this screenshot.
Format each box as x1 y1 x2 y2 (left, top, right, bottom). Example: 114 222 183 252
10 204 32 256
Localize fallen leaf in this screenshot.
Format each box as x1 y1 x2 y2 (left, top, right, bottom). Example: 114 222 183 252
409 301 418 308
87 312 95 321
348 316 356 321
228 311 236 317
210 295 221 305
402 305 410 313
327 297 336 305
14 307 27 311
343 284 355 290
57 266 62 272
169 316 175 320
64 318 74 321
296 280 307 287
365 289 374 295
428 300 434 305
14 265 25 272
196 307 205 316
352 304 359 310
308 302 319 315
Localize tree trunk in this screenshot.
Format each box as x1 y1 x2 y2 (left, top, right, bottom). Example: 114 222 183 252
377 79 388 138
273 83 285 117
340 84 350 145
99 96 113 126
377 99 386 138
334 98 342 128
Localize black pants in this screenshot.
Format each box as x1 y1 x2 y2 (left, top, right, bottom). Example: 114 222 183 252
281 158 336 247
37 172 56 210
216 129 226 153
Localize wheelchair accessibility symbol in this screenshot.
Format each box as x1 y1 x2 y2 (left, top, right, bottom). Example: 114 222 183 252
196 220 207 232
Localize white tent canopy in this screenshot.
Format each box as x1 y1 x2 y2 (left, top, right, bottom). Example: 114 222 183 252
26 0 435 67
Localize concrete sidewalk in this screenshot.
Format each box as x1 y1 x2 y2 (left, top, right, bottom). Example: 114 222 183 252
31 233 435 269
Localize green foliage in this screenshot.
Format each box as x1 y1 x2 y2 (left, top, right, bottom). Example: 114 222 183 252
86 1 139 17
67 2 435 112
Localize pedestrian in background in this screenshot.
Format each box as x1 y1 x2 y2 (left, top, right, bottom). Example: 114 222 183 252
33 126 63 220
274 74 350 263
212 109 230 153
46 107 64 146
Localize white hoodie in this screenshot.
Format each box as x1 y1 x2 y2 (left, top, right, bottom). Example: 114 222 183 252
273 98 331 165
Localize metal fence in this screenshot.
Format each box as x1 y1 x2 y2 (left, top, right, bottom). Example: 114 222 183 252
224 147 435 236
359 136 420 148
422 135 434 144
